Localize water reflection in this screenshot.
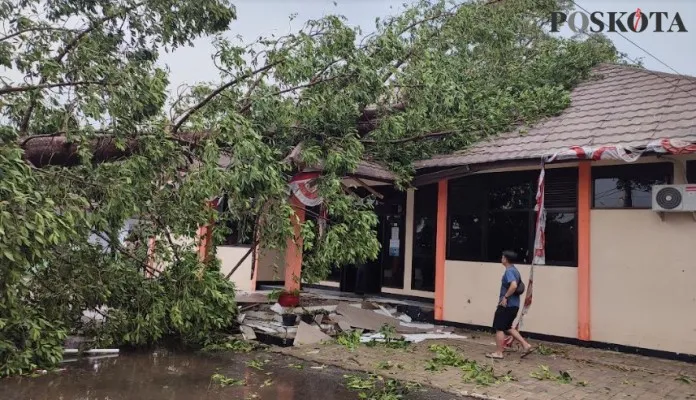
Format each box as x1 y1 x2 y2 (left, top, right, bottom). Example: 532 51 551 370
0 352 363 400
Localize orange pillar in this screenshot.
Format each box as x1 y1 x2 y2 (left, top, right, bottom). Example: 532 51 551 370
577 162 592 341
197 200 217 263
434 179 448 321
284 195 305 292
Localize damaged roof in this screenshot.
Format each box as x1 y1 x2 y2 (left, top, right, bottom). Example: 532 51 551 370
415 63 696 169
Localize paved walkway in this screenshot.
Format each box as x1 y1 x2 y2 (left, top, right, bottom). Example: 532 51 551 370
282 329 696 400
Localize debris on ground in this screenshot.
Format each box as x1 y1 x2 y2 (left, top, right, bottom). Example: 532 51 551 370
294 322 332 346
234 290 462 347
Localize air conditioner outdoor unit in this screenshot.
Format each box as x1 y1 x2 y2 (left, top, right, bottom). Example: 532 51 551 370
652 185 696 212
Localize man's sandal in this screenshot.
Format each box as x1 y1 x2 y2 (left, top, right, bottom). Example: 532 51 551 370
485 353 504 359
520 346 537 359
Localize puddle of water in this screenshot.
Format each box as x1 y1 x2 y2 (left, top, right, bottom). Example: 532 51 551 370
0 352 449 400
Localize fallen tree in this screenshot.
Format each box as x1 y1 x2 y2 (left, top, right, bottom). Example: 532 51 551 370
0 0 622 376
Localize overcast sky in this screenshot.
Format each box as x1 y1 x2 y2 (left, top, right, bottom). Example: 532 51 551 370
160 0 696 92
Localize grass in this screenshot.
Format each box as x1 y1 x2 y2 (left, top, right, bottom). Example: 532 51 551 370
344 374 421 400
425 344 514 386
676 374 693 384
211 373 245 387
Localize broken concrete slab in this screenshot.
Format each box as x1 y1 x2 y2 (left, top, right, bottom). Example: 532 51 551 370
294 322 332 346
401 333 467 344
270 303 285 315
235 292 270 304
336 303 398 331
290 305 338 314
245 311 278 321
337 320 352 332
240 325 257 341
397 313 412 323
243 322 279 334
374 305 395 318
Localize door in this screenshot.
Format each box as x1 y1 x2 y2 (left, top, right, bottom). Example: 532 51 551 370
411 184 438 292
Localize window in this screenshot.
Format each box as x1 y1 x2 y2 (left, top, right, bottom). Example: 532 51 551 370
217 195 255 246
592 163 673 209
447 168 578 266
687 161 696 184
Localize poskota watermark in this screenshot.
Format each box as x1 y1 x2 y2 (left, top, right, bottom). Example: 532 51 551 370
550 8 687 33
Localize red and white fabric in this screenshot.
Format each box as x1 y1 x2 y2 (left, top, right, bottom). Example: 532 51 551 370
289 172 323 207
505 165 545 346
546 138 696 163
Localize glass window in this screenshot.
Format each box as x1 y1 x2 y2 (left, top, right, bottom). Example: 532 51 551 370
447 213 483 261
592 163 673 209
488 175 533 210
545 212 576 266
687 161 696 184
447 167 578 267
486 211 531 264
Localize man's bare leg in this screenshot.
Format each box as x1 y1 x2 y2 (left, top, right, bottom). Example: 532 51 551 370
490 330 506 358
506 328 532 350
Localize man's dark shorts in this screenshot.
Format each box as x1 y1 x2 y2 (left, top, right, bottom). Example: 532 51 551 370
492 306 519 332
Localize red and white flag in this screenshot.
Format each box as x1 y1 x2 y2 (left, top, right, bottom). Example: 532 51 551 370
506 164 546 345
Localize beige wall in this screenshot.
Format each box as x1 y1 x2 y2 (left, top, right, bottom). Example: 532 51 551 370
443 261 577 338
256 247 283 282
217 246 254 292
590 210 696 354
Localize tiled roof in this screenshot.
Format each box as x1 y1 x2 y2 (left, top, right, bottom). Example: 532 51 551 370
415 64 696 169
354 160 396 181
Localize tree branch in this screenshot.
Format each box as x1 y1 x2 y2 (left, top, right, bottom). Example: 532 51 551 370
172 60 283 133
19 131 209 167
0 26 77 42
0 80 104 95
360 130 457 144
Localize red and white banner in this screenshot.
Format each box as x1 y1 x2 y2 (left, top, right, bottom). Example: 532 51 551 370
289 172 323 207
546 138 696 162
507 165 545 345
518 165 545 331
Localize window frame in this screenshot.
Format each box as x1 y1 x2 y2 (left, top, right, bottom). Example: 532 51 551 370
591 162 674 210
446 168 578 267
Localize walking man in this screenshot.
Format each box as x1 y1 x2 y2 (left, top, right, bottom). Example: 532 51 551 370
486 250 534 359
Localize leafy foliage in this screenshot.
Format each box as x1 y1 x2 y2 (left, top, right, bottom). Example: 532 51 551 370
1 0 622 376
425 344 513 386
344 373 421 400
211 373 246 387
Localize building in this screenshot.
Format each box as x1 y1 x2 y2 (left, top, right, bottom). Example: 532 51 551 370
217 63 696 357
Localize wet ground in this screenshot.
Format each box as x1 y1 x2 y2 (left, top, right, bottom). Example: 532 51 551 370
0 351 457 400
